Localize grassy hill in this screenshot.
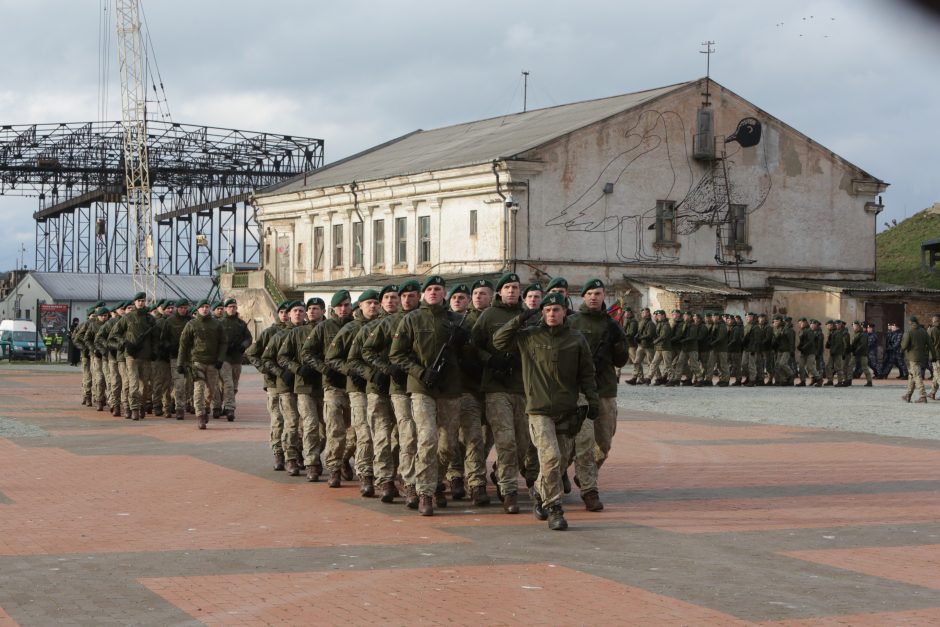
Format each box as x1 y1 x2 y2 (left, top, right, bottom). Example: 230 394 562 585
877 208 940 289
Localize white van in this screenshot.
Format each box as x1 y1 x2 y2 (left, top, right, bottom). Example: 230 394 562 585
0 319 46 360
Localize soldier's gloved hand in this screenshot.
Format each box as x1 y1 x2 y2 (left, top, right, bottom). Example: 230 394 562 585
487 353 512 373
371 370 390 389
325 368 344 388
520 307 541 322
177 365 187 375
452 325 471 346
215 361 224 370
389 364 408 385
352 374 367 388
420 367 440 389
94 350 103 358
281 370 295 388
297 364 315 379
586 405 599 420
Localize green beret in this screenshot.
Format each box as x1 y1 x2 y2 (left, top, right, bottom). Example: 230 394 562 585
909 315 919 324
277 300 290 312
95 306 109 315
798 317 808 322
692 312 703 319
331 290 351 308
379 285 398 298
212 301 224 310
496 272 520 291
540 292 567 309
357 289 380 304
132 292 146 301
522 283 542 298
223 298 237 307
545 277 568 291
85 306 96 315
306 297 325 308
94 300 105 308
176 298 190 308
671 309 682 315
398 280 421 294
853 320 862 326
422 275 445 291
471 278 494 291
195 298 210 309
448 283 470 299
623 307 633 313
288 300 305 311
581 277 604 296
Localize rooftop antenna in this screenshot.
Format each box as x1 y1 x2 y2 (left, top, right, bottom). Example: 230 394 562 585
700 40 715 106
522 70 530 112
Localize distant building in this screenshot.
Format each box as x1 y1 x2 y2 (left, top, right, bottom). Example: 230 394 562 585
251 77 889 315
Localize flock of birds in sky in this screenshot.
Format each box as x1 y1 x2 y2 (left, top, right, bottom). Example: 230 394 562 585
776 15 838 38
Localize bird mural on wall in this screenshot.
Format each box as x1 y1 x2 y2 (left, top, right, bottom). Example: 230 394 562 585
546 109 772 263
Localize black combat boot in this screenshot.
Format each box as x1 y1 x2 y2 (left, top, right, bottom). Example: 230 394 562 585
405 485 419 509
379 481 396 503
273 452 286 471
449 477 466 500
176 408 185 420
547 503 568 531
112 404 121 417
212 407 223 419
530 488 548 521
582 489 604 512
225 409 235 422
286 460 300 476
327 470 341 488
197 413 208 429
360 475 375 498
471 486 491 506
502 491 519 514
434 483 448 508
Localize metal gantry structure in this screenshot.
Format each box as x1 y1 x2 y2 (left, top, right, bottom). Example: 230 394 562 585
0 120 324 275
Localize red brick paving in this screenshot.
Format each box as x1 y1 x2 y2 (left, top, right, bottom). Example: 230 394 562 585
0 607 17 627
783 545 940 591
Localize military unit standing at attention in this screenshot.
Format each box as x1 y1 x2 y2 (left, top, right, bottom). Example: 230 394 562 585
71 294 252 428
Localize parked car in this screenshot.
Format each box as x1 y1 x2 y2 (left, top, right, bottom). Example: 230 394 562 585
0 319 46 360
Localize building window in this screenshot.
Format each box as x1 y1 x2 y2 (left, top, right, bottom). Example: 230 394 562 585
373 219 385 266
395 217 407 264
313 227 324 270
418 216 431 264
469 209 478 236
728 204 748 247
332 224 344 268
655 200 676 244
265 243 271 266
296 242 304 265
352 222 364 267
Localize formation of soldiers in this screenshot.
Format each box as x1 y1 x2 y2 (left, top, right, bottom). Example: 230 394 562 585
71 293 252 428
621 308 940 396
248 274 627 531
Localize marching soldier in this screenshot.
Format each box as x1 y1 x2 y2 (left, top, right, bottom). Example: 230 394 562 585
648 310 673 385
929 315 940 399
621 307 639 372
742 312 761 386
151 301 175 416
247 301 290 469
850 321 873 387
72 306 97 405
728 314 743 385
492 291 599 531
178 299 226 429
629 307 654 385
669 311 704 387
771 315 794 386
264 301 306 475
95 303 122 415
110 292 156 421
162 299 192 420
900 316 932 403
880 322 908 379
797 318 820 386
84 307 110 411
866 322 882 379
362 280 422 507
219 298 252 421
756 313 772 385
707 312 731 386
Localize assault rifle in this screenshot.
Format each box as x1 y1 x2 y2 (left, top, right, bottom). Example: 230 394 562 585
422 311 469 389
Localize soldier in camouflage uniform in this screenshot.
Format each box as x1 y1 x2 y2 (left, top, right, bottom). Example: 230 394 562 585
162 299 192 420
247 301 290 469
390 275 467 516
707 311 731 386
72 306 98 406
95 303 122 415
84 307 110 411
177 299 226 429
219 298 252 421
796 318 820 386
771 315 794 385
264 301 306 475
928 315 940 399
901 316 932 403
850 321 873 387
648 310 673 384
110 292 156 421
492 291 599 531
629 307 654 385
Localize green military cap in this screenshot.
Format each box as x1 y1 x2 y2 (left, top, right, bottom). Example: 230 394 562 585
825 319 833 325
422 275 446 291
379 284 398 298
837 319 846 325
471 278 494 291
671 309 681 314
398 280 421 294
692 312 703 319
581 277 604 296
94 300 105 308
176 298 190 308
306 297 325 308
277 300 290 312
545 276 568 291
448 283 470 299
623 306 633 313
195 298 210 309
909 315 919 324
132 291 146 301
785 316 792 322
798 317 808 322
495 272 520 290
853 320 862 326
223 298 237 307
357 289 380 304
521 283 542 298
757 312 767 318
95 306 109 315
772 314 783 321
540 292 567 309
212 301 224 310
288 300 305 310
85 305 96 315
330 290 351 307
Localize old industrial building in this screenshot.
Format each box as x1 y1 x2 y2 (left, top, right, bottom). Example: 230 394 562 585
243 77 936 324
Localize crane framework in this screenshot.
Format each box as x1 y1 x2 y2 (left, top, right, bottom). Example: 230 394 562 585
0 120 324 275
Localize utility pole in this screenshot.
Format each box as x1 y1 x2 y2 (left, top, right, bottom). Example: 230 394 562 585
700 41 715 106
522 70 530 112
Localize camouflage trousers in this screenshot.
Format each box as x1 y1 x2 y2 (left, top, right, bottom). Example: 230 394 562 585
81 353 92 397
125 356 152 411
117 358 130 414
211 372 223 413
348 391 373 479
592 397 618 468
266 388 285 456
443 393 486 489
106 356 121 408
169 358 190 412
798 353 819 381
856 356 873 384
391 393 416 487
775 352 794 383
368 392 396 485
632 346 653 379
528 414 574 508
828 355 845 383
569 413 598 495
706 350 730 383
649 349 673 380
932 361 940 394
670 349 703 382
485 392 531 496
906 362 926 398
299 393 324 468
323 388 351 471
220 362 241 412
278 392 303 462
91 354 107 405
190 362 218 417
151 360 172 412
745 352 760 381
410 393 460 497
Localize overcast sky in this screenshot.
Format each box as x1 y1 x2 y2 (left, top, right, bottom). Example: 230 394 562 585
1 0 938 272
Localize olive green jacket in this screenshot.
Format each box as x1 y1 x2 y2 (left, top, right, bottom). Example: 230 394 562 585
471 299 525 394
492 314 598 416
361 309 409 395
220 314 252 364
327 309 372 394
635 317 656 349
390 300 464 398
178 313 226 366
797 328 817 355
160 312 192 360
653 319 672 350
276 322 321 395
246 321 285 388
900 324 931 363
110 306 157 360
301 314 352 392
346 314 388 395
567 304 629 398
711 321 729 351
622 316 638 348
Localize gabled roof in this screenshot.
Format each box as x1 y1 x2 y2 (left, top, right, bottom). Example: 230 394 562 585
770 277 940 296
297 271 502 292
624 275 752 298
27 272 216 302
257 81 694 197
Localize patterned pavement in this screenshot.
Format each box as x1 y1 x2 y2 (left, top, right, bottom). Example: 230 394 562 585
1 365 939 625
